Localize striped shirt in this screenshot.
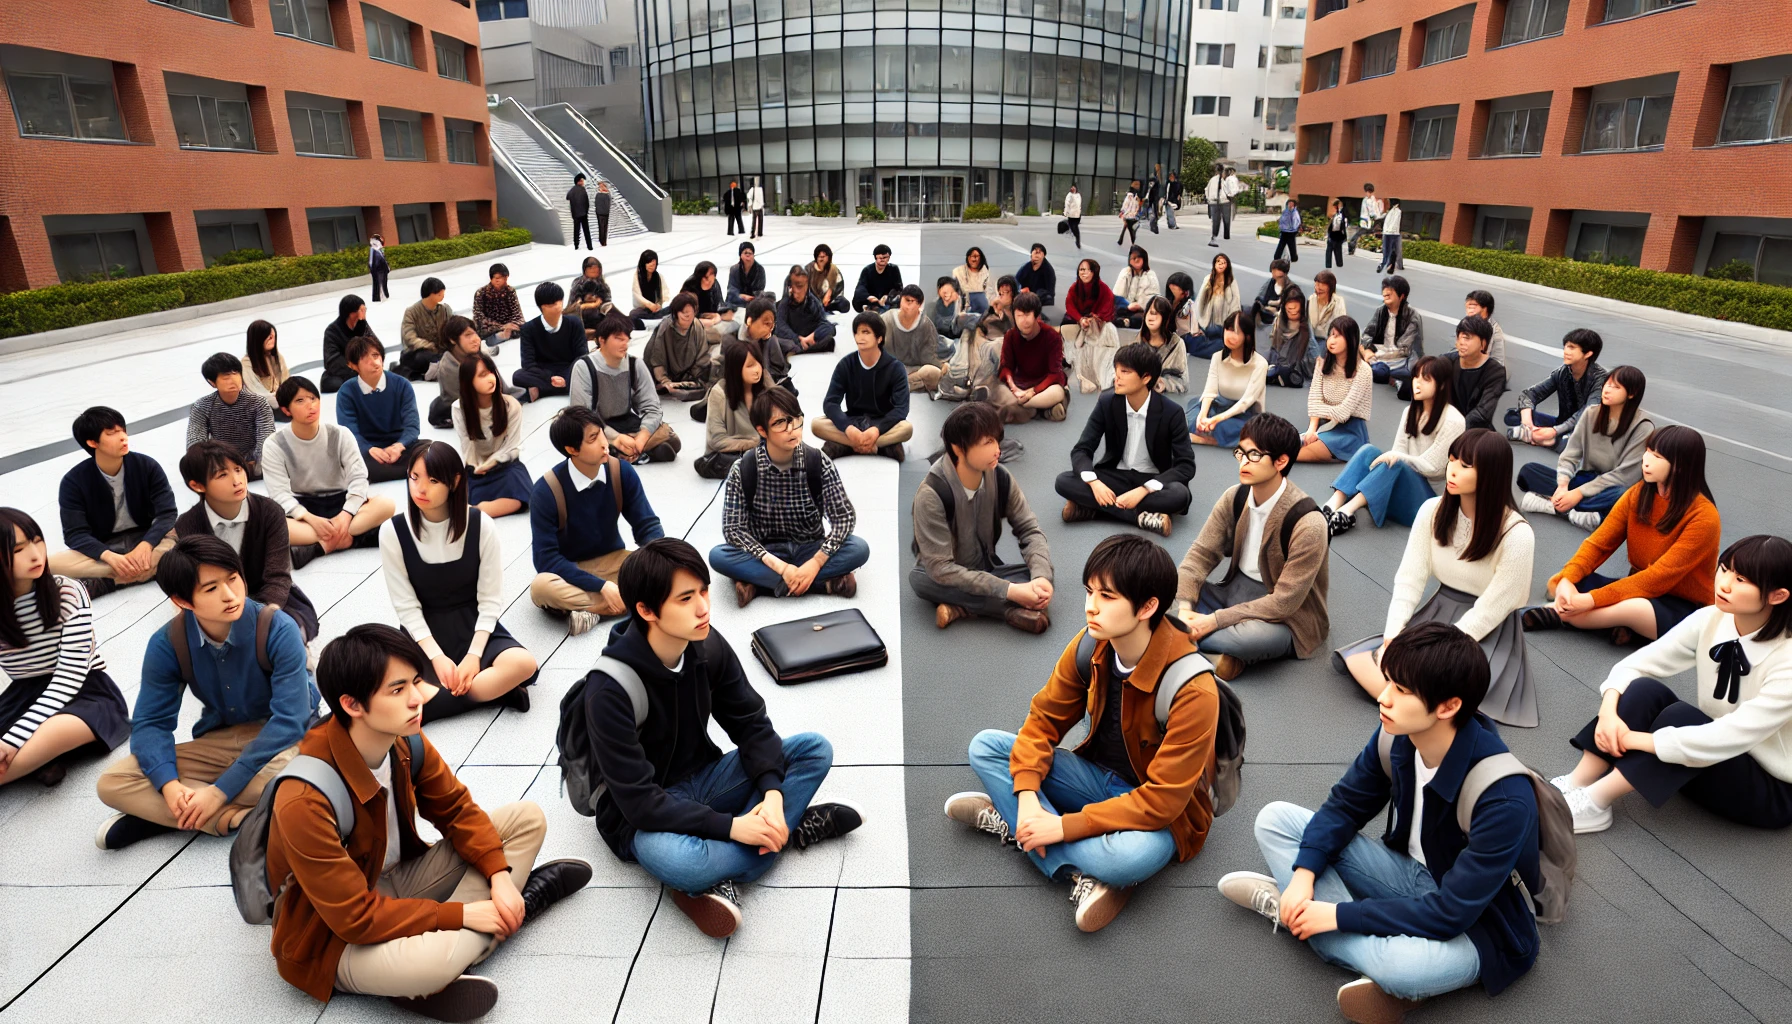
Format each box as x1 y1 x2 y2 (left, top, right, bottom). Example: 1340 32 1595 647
187 391 275 464
721 445 856 559
1 577 104 748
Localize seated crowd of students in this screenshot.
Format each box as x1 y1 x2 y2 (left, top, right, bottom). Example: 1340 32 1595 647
4 232 1787 1024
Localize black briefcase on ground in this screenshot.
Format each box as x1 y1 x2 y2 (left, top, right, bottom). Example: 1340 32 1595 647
750 608 887 684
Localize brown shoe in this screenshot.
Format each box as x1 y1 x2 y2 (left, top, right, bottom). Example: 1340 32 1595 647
1136 511 1173 536
824 572 857 598
937 603 972 629
672 882 742 938
1336 978 1424 1024
1070 873 1130 933
1004 607 1050 634
735 580 760 608
1210 653 1243 681
1061 500 1099 523
879 442 906 463
1045 400 1068 422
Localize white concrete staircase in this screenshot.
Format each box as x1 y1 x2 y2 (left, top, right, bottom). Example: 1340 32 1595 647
486 99 647 244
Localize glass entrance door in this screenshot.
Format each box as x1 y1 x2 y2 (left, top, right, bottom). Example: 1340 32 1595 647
880 174 966 221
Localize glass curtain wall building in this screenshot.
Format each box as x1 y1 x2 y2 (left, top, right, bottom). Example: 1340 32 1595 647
640 0 1189 219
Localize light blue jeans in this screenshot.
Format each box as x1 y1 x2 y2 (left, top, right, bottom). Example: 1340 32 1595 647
967 730 1178 887
1255 800 1482 1001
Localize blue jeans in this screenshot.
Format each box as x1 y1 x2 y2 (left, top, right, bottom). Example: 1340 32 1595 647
707 535 870 595
1186 324 1227 360
1255 801 1481 1001
967 730 1178 887
630 732 834 894
1514 465 1622 515
966 292 990 314
1330 445 1436 527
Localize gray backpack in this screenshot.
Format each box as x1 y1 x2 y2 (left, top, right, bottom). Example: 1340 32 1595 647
230 733 423 925
556 655 649 816
1376 729 1576 925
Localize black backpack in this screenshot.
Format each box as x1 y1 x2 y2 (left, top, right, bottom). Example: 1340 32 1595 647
739 444 824 511
556 652 650 816
916 465 1012 561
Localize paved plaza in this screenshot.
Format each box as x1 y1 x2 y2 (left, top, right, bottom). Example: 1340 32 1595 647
1 215 1789 1023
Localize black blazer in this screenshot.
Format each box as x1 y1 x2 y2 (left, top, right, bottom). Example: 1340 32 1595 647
58 452 178 559
1070 390 1196 487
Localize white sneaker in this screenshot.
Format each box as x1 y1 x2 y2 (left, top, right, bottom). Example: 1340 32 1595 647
1518 492 1556 515
567 610 600 637
1069 872 1130 933
306 638 323 672
1217 871 1282 931
1548 774 1582 795
1565 787 1613 833
1567 510 1602 531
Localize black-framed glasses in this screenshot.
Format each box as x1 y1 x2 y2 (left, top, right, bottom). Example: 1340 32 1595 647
1233 446 1271 464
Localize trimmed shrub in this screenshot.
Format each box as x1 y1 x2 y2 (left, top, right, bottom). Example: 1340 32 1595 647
672 195 715 215
1021 205 1040 217
210 248 274 267
786 198 842 217
1403 241 1792 332
856 204 887 222
0 228 531 339
963 202 1002 221
1705 259 1755 283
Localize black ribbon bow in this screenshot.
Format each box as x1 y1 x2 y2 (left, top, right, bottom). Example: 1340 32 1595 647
1710 639 1751 704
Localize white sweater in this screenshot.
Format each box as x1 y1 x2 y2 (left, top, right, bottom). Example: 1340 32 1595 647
1388 403 1466 481
1198 352 1268 421
453 396 524 471
1063 191 1083 218
1604 606 1792 782
1386 498 1534 641
379 512 505 661
1114 268 1160 308
264 423 370 517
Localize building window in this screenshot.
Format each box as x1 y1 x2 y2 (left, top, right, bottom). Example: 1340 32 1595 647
394 209 434 244
1198 0 1239 8
169 93 256 150
198 221 265 264
1313 0 1347 16
1708 232 1792 286
1274 46 1302 65
610 47 630 71
446 119 477 163
153 0 234 21
1214 140 1229 156
1258 46 1268 68
1311 50 1341 90
379 112 424 160
1583 94 1672 152
1601 0 1688 22
1500 0 1568 46
5 70 128 141
308 215 360 253
1410 111 1457 159
1484 103 1549 156
1264 97 1298 131
1301 123 1331 163
1421 6 1473 67
289 101 354 156
1281 6 1307 18
1360 30 1399 80
1191 95 1231 116
364 7 416 67
1478 215 1529 250
270 0 335 45
475 0 529 19
1195 43 1235 67
435 37 469 82
1573 223 1645 265
1717 77 1792 145
1351 114 1386 161
50 230 144 281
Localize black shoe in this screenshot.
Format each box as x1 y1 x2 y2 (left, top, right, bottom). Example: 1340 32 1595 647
500 684 531 712
80 577 118 600
1522 606 1562 632
520 857 593 920
94 812 177 851
1325 507 1357 537
31 760 67 787
352 530 381 550
690 399 708 422
289 543 323 571
793 801 864 851
389 975 499 1022
821 440 852 459
879 442 906 463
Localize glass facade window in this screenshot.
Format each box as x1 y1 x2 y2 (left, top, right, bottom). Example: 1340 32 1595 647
154 0 234 20
436 36 470 81
446 118 479 163
169 93 256 150
270 0 335 45
289 101 354 156
476 0 531 18
198 221 266 263
1601 0 1687 22
1572 223 1645 265
1359 30 1397 80
1483 103 1549 156
309 215 360 253
1478 214 1529 250
379 112 425 160
1709 232 1792 286
364 6 416 67
1310 49 1340 90
6 70 128 141
1263 97 1296 131
1420 6 1472 66
1500 0 1567 46
1583 94 1671 152
1409 110 1456 160
50 231 144 281
1300 123 1331 163
1717 75 1792 145
1350 114 1384 161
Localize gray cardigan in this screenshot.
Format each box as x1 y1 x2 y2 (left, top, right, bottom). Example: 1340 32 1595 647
1557 407 1654 496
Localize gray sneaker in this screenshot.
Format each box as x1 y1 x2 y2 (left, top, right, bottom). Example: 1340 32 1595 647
567 610 600 637
943 792 1014 846
1217 870 1282 931
1069 873 1130 933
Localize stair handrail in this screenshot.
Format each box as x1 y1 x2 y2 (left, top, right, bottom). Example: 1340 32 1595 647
540 103 667 200
497 98 598 186
489 136 553 209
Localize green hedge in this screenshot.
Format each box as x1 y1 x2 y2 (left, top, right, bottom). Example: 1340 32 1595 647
0 229 531 340
1401 241 1792 332
962 202 1002 221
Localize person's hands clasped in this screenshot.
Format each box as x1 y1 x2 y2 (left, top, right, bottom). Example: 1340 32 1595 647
176 783 228 831
1113 487 1149 510
489 870 526 935
453 653 481 696
787 558 821 597
1089 480 1118 507
1014 792 1064 854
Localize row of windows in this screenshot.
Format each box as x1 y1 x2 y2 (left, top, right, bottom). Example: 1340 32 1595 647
653 0 1190 48
1195 0 1305 14
150 0 476 83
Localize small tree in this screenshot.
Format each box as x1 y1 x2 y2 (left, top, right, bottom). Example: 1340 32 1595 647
1181 136 1221 187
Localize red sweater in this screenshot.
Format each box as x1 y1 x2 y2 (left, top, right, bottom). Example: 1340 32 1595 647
1065 279 1116 322
1550 485 1720 609
1000 324 1067 392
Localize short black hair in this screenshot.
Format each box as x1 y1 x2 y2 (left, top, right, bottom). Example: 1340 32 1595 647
488 262 509 280
1381 275 1410 299
995 274 1018 296
745 295 776 324
749 384 804 433
936 275 957 292
345 334 384 364
1380 620 1489 717
202 351 243 383
1720 534 1792 641
941 402 1003 464
1563 327 1603 359
1465 289 1495 315
1082 534 1178 630
574 173 586 183
1269 258 1290 274
535 280 564 308
872 243 892 257
72 406 126 456
315 623 430 722
899 283 926 303
1013 291 1043 316
179 440 245 487
1112 341 1161 388
1239 413 1302 476
620 537 711 629
156 534 244 602
1456 315 1493 349
851 311 886 344
1031 243 1046 255
421 276 446 298
738 240 755 255
595 312 633 340
550 405 606 457
276 375 319 410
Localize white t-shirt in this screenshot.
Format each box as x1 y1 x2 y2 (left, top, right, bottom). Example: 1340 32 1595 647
374 755 402 871
1238 478 1287 582
1408 750 1440 867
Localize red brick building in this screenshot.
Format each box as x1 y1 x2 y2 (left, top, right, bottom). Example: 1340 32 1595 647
0 0 496 291
1290 0 1792 281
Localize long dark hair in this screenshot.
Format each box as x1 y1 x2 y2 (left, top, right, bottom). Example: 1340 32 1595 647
405 441 468 543
1279 284 1307 324
458 352 509 441
681 260 718 296
722 337 766 411
1436 428 1515 563
1166 271 1196 308
245 320 279 378
636 249 661 300
1404 355 1456 438
1323 315 1360 378
1720 535 1792 641
0 508 59 648
1222 309 1255 362
963 246 985 271
1594 364 1646 437
1127 245 1150 273
1140 295 1177 348
1203 252 1233 299
1637 424 1713 534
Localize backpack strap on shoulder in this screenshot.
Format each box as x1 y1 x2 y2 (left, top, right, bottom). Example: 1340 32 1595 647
254 604 277 674
405 733 425 783
1377 727 1395 780
1153 651 1216 730
741 447 760 507
1074 628 1097 687
992 465 1010 547
1279 497 1322 559
1455 752 1531 835
274 755 358 839
168 609 195 686
608 457 625 515
544 466 569 532
925 473 957 537
594 656 649 726
1230 484 1249 525
802 445 824 509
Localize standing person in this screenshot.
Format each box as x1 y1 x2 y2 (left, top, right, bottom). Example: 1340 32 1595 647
722 180 746 236
571 313 682 465
696 338 768 480
382 442 539 722
49 407 179 596
1449 316 1507 431
628 250 671 328
1188 311 1268 449
241 320 291 414
266 377 397 554
747 177 766 238
594 181 613 246
515 281 590 398
1192 252 1240 360
1221 167 1241 233
954 247 991 313
912 403 1054 633
1164 171 1181 230
1322 356 1465 535
176 441 320 642
1116 186 1141 246
1506 329 1607 452
1377 198 1405 273
186 352 275 480
1055 343 1197 538
454 353 532 520
397 278 453 382
1144 165 1164 234
0 508 129 789
1298 316 1374 463
806 244 850 312
473 264 525 347
997 293 1071 423
1063 259 1119 394
567 173 592 250
774 268 837 355
1273 201 1302 263
1015 245 1057 306
336 337 420 484
1063 184 1083 247
852 244 903 312
1325 199 1348 268
320 294 376 393
813 312 914 461
367 235 390 302
1348 182 1383 255
883 284 945 394
1517 366 1651 531
1361 275 1424 392
1205 164 1228 246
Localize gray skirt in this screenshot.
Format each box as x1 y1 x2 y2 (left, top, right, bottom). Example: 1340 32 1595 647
1332 583 1537 728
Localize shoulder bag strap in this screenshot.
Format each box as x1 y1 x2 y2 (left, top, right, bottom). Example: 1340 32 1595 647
543 468 569 532
925 473 957 537
1153 652 1216 730
1074 628 1097 687
740 448 759 508
1377 727 1395 779
406 733 425 783
593 656 650 726
168 610 194 686
1455 753 1531 835
275 755 358 840
255 604 277 674
608 457 625 515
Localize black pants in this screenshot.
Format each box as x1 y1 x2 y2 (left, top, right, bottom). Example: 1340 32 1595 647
1053 467 1191 521
1325 236 1345 267
397 347 440 381
1274 231 1300 263
572 215 592 249
1571 677 1792 828
726 209 744 235
1117 218 1139 246
750 209 764 237
596 214 609 246
1067 217 1081 246
370 267 389 301
513 363 572 396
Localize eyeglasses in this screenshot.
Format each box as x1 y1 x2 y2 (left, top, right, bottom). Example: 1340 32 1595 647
1233 447 1272 464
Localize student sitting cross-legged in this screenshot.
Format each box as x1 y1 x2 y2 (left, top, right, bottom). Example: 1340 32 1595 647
883 284 946 394
1138 295 1190 395
431 316 522 430
321 294 378 393
1447 316 1507 431
644 292 717 406
1187 311 1268 449
1506 328 1607 452
453 352 533 520
1516 365 1651 532
912 403 1055 634
1551 534 1792 834
48 406 179 599
1298 316 1375 464
996 293 1070 423
186 351 274 480
382 442 539 724
1360 275 1423 394
176 441 319 643
336 335 421 484
514 281 589 399
95 535 321 850
572 313 682 465
1526 425 1719 644
696 338 771 481
583 539 863 938
0 508 130 788
708 387 868 607
268 624 589 1021
813 312 915 461
1218 621 1542 1024
852 243 903 312
1175 414 1329 682
1321 355 1466 537
1054 343 1197 538
267 376 398 555
528 407 665 637
945 535 1220 932
773 266 838 356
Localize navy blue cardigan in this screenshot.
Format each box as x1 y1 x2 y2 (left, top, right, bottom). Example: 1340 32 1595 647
59 452 178 559
1296 715 1541 996
529 459 664 594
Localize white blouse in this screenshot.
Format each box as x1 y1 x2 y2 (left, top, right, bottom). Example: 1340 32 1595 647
379 511 505 660
1386 499 1534 641
453 396 524 470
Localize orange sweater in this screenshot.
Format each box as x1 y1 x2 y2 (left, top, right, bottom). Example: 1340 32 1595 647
1550 486 1720 609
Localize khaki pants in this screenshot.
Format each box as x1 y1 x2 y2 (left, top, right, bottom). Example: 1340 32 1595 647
96 721 299 836
49 534 176 584
811 418 914 448
335 801 547 999
908 364 943 393
529 548 631 612
603 422 682 458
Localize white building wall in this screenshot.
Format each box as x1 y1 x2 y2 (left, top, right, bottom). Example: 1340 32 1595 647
1182 0 1307 172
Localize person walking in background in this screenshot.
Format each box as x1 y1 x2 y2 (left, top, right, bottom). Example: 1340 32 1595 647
594 181 613 247
1164 171 1181 230
1144 165 1164 234
1325 200 1348 268
568 173 592 250
722 180 746 237
367 235 389 303
747 177 766 239
1348 182 1382 255
1273 201 1302 264
1377 199 1405 273
1063 184 1083 247
1117 185 1142 247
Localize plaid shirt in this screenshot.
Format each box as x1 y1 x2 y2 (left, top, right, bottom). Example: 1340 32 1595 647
722 444 855 558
